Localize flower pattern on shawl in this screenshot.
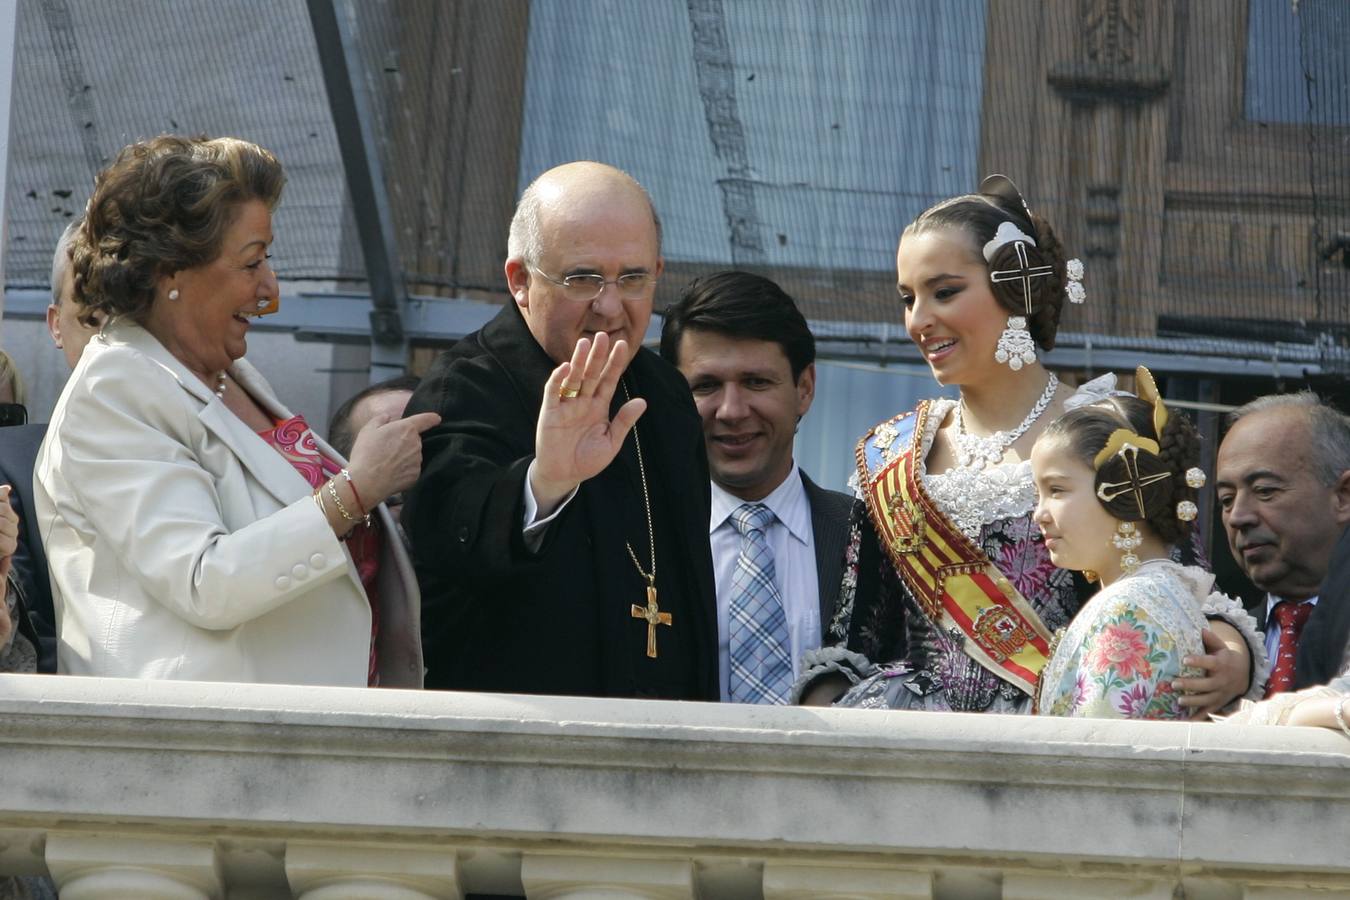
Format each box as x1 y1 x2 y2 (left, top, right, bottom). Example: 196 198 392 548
1041 591 1190 721
1087 620 1152 681
1142 679 1180 720
1114 680 1152 718
1070 671 1088 709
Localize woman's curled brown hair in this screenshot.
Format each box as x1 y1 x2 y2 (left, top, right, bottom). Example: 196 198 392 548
72 135 286 323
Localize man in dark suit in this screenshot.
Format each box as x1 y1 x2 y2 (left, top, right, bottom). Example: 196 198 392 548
1306 524 1350 685
660 271 852 704
0 219 106 673
404 162 718 699
1216 393 1350 694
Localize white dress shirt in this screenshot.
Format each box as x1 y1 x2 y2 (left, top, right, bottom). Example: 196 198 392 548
710 465 820 702
1263 594 1319 663
521 459 579 549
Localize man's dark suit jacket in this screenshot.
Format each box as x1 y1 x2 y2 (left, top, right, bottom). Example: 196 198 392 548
1274 524 1350 688
0 424 55 672
403 303 719 699
801 471 853 631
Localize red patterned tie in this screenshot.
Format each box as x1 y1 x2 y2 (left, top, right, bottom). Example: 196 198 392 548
1264 600 1315 697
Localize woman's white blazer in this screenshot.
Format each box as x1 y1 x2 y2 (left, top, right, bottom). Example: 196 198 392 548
34 321 423 687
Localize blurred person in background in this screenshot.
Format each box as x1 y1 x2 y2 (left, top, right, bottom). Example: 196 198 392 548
35 135 437 686
0 485 46 900
0 486 36 672
0 220 106 672
47 218 107 369
0 349 27 426
329 374 420 526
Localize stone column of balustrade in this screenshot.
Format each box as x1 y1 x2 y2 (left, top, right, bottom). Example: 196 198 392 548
285 844 463 900
761 863 935 900
520 855 696 900
44 834 222 900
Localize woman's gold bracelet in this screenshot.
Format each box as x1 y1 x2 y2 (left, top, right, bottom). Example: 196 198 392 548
339 468 368 517
326 478 361 523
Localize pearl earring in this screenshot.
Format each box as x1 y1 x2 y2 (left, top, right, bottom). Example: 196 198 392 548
168 289 180 301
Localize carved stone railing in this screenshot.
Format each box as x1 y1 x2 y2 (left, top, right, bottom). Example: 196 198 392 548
0 674 1347 899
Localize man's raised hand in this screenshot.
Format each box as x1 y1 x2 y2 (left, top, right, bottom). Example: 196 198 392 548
531 332 646 515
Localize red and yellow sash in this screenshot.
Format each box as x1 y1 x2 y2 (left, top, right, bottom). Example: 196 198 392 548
857 402 1053 694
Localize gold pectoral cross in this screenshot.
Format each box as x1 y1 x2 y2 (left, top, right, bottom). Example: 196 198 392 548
630 578 672 658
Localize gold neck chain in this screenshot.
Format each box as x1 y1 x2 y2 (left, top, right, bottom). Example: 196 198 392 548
621 379 656 590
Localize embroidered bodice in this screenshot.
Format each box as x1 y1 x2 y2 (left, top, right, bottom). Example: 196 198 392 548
919 398 1037 540
855 381 1124 541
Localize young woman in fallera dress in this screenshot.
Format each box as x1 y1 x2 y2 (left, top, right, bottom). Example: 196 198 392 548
1031 368 1267 718
797 176 1255 715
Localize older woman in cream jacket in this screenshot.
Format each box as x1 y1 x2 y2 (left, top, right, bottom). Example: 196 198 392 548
35 135 438 686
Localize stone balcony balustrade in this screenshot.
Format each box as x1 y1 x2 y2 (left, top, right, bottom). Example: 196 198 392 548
0 673 1347 899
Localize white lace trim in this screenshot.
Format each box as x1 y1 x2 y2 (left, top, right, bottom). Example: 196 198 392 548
920 398 1036 540
1198 590 1270 701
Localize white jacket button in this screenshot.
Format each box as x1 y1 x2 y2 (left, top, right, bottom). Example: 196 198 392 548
292 564 308 580
309 553 326 568
275 575 292 591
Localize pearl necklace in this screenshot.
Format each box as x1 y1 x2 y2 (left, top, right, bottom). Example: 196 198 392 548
214 372 227 399
951 373 1059 470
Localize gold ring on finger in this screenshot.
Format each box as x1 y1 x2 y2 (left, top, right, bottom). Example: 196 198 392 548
559 384 581 400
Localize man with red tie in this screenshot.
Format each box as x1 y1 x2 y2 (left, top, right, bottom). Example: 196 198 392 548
1216 393 1350 695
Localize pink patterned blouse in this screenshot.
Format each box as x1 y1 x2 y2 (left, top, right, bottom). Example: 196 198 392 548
256 414 381 686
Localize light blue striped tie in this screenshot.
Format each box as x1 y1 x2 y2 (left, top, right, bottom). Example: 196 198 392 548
728 503 793 704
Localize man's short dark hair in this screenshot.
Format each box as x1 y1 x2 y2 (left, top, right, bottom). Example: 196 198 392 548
328 374 422 459
659 271 815 379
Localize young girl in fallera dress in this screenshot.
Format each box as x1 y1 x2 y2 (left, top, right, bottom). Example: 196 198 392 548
1031 368 1267 718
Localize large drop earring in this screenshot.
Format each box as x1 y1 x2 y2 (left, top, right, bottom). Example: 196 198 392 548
994 315 1036 371
1111 521 1143 575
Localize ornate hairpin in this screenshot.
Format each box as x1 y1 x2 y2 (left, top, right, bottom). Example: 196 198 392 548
979 174 1034 221
1094 433 1172 520
1134 366 1168 441
1178 466 1206 522
1092 366 1173 521
1065 258 1086 304
984 223 1052 317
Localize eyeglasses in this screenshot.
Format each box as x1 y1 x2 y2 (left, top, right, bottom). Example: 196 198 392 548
530 266 657 303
